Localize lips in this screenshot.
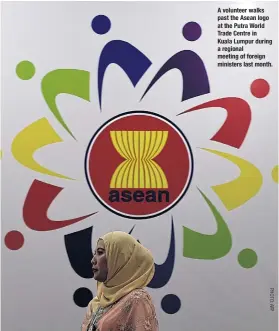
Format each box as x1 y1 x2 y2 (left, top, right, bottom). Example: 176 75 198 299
92 268 98 273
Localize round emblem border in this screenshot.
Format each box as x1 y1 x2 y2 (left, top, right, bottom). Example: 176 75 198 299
84 110 194 219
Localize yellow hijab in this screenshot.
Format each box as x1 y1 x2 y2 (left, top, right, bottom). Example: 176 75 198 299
90 231 155 312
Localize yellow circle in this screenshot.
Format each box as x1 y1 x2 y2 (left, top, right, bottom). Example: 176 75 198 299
272 165 278 183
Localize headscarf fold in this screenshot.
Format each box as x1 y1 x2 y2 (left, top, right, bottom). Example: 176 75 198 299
90 231 155 312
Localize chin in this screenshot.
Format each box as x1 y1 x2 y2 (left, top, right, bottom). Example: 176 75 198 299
93 274 102 282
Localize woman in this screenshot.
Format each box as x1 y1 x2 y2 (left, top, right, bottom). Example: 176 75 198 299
81 231 159 331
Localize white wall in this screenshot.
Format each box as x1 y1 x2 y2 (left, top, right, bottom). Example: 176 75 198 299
1 2 278 331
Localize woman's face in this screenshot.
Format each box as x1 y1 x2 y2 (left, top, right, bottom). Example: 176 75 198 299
91 239 108 282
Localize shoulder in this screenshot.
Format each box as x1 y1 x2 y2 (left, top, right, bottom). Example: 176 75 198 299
121 289 156 315
125 289 153 303
122 289 158 329
105 289 158 330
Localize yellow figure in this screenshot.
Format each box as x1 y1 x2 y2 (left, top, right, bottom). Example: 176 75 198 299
110 131 168 189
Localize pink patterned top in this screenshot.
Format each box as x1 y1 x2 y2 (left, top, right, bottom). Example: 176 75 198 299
82 289 159 331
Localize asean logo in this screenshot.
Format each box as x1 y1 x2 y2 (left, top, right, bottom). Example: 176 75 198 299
85 111 193 219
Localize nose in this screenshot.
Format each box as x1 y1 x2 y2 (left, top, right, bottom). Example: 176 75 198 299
91 254 97 266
